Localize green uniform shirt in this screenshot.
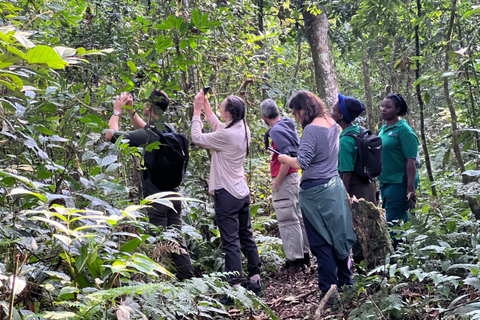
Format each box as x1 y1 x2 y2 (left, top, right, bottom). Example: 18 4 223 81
378 119 419 184
338 125 359 173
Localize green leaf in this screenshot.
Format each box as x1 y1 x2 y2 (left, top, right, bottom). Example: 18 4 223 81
0 79 15 90
179 40 188 50
176 17 185 29
34 125 55 135
189 38 197 49
201 13 208 25
6 45 27 60
127 60 137 73
0 55 21 68
157 38 174 53
0 73 23 90
423 92 431 104
145 141 161 152
203 21 221 28
121 76 134 86
168 14 176 27
8 187 46 202
191 8 200 27
83 93 90 105
413 75 430 86
27 45 68 69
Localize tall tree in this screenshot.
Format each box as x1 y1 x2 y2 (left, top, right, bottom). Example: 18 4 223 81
302 5 339 107
415 0 437 197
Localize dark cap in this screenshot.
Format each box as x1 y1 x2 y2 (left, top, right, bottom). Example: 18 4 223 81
338 93 366 123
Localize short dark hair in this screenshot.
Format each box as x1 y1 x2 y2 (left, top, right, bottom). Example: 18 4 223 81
386 93 409 116
288 91 329 129
149 89 170 113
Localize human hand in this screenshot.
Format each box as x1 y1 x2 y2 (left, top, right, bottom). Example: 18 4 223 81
194 90 205 116
407 190 416 211
271 179 280 192
113 92 132 114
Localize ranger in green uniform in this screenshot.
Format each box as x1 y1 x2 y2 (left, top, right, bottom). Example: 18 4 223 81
378 93 419 224
331 93 377 263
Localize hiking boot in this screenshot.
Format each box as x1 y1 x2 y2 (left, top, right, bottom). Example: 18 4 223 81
279 259 302 275
300 252 311 270
219 294 234 306
246 279 264 296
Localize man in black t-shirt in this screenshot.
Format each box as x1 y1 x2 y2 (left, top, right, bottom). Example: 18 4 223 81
105 90 193 280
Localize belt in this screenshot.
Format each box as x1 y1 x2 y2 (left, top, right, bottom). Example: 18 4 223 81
300 178 331 190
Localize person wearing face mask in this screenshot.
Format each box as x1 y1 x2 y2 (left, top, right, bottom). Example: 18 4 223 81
191 90 263 305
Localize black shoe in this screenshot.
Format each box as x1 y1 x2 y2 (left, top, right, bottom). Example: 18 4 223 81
279 259 302 275
246 280 264 296
219 294 234 306
300 252 311 269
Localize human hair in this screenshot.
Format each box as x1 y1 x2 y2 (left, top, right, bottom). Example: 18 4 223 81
259 99 279 119
386 93 409 117
287 91 329 129
225 95 249 156
149 89 170 113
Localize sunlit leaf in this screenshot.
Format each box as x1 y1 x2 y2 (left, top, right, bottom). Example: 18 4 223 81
27 45 68 69
191 8 200 27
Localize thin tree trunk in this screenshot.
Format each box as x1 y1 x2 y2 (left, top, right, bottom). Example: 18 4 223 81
294 40 302 80
443 0 464 172
361 47 376 133
303 8 339 107
444 0 480 217
415 0 437 197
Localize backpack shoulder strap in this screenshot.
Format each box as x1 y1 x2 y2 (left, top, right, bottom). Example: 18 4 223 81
264 128 271 150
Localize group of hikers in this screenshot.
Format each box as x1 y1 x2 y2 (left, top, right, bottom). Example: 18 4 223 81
105 88 419 307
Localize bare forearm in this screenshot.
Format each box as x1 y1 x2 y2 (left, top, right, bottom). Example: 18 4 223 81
406 158 416 193
341 171 352 195
106 116 120 142
128 111 146 129
275 163 290 185
282 156 301 169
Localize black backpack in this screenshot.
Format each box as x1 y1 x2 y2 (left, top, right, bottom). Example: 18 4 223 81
145 124 189 191
343 127 382 182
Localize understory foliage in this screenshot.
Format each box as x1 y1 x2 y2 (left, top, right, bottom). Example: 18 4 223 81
1 0 480 319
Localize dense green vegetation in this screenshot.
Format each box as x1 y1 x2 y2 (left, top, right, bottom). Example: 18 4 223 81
1 0 480 319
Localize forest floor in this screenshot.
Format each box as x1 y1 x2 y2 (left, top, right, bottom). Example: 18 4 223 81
228 264 355 320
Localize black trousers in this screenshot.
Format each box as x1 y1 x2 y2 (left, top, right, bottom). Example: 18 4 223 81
214 188 262 284
146 198 194 280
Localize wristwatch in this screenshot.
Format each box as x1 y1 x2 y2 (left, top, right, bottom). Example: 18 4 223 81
113 110 121 116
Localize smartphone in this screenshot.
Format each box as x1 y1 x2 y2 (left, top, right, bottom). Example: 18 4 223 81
267 147 281 155
203 86 211 95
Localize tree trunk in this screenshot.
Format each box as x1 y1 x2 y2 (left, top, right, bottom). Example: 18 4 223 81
361 47 376 133
349 197 394 271
443 0 464 172
443 0 480 217
415 0 437 197
303 8 339 107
